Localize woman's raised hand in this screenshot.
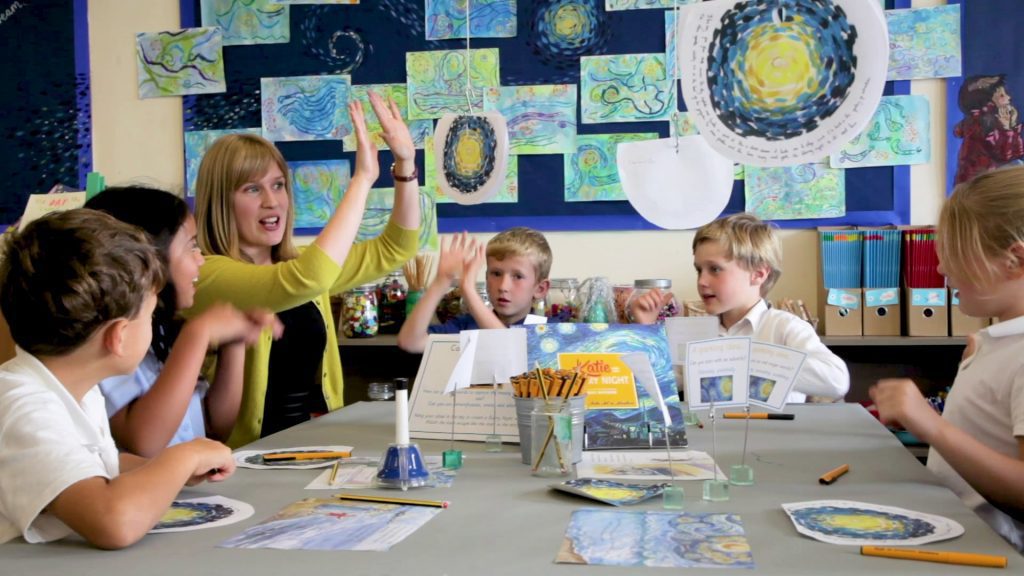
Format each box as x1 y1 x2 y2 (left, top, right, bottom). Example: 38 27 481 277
349 98 380 183
366 90 415 163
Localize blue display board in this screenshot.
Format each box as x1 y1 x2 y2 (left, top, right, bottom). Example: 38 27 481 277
181 0 908 232
0 0 91 225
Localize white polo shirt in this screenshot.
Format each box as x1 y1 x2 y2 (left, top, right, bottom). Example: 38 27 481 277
0 348 119 544
928 316 1024 551
721 300 850 402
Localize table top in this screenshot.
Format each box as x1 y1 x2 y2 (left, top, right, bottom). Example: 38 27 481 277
1 403 1018 575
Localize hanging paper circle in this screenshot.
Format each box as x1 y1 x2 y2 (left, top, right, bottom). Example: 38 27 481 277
433 112 509 205
617 136 734 230
680 0 888 166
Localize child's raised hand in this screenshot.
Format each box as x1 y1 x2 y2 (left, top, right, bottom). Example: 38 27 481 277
869 378 942 442
182 438 236 486
349 98 380 183
366 90 415 163
460 239 485 294
435 232 470 287
629 287 674 325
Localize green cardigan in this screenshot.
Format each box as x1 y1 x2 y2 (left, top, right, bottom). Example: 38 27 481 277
188 221 420 447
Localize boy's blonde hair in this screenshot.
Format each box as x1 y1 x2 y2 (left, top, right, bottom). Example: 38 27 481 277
693 213 782 296
939 165 1024 287
194 133 299 263
486 226 552 281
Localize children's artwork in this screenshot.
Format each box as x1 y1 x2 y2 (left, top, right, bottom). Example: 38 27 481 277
261 75 352 141
150 496 254 533
18 192 87 232
782 500 965 546
527 323 686 448
433 112 510 205
184 128 262 197
406 49 500 120
529 0 611 74
342 84 433 152
564 133 658 202
482 84 577 154
551 478 669 506
744 162 846 221
276 0 359 3
686 337 751 409
669 111 700 138
355 187 439 252
580 54 676 124
306 456 452 489
748 342 806 410
830 95 930 168
576 450 722 481
557 509 754 569
617 136 735 230
680 0 888 166
200 0 289 46
408 335 519 442
288 160 350 229
885 4 961 81
218 497 441 551
233 446 355 470
608 0 698 11
136 28 226 99
951 74 1023 187
425 135 518 204
426 0 517 40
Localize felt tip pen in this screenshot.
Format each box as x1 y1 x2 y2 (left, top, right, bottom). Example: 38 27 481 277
860 546 1007 568
335 494 449 508
262 451 352 461
819 464 850 485
723 412 795 420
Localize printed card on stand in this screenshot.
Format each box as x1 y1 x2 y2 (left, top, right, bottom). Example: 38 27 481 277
466 328 527 385
409 334 519 442
748 342 807 411
685 337 751 409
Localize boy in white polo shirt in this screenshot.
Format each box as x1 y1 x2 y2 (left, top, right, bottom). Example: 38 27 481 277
0 210 236 549
630 213 849 402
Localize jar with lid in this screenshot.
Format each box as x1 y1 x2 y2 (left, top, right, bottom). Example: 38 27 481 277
546 278 579 322
377 271 407 334
460 281 491 314
341 283 379 338
625 279 680 323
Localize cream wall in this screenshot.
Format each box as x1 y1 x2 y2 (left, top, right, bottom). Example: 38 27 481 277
88 0 948 315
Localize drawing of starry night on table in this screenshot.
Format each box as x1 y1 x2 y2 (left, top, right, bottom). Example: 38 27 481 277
526 323 686 449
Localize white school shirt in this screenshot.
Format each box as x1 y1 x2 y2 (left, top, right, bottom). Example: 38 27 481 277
0 348 119 544
720 300 850 402
928 316 1024 551
99 349 208 446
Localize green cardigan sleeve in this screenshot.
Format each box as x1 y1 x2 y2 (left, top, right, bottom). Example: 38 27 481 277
188 220 420 315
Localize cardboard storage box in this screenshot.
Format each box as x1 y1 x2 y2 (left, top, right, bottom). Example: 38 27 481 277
823 288 862 336
905 287 948 337
949 288 989 336
863 288 900 336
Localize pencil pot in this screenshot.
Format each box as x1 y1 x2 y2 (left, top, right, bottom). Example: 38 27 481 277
514 396 585 466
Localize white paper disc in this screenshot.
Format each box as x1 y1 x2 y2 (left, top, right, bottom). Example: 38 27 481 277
433 112 509 205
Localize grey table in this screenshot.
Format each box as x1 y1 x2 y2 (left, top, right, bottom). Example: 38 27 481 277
1 403 1019 575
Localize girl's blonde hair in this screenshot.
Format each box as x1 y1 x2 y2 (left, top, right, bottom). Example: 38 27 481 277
693 213 782 296
939 165 1024 287
194 134 299 263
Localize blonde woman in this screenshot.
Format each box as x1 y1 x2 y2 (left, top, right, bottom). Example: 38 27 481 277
191 92 420 446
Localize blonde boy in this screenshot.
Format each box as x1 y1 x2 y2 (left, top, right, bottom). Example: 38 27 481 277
0 210 236 549
398 227 551 353
631 213 849 401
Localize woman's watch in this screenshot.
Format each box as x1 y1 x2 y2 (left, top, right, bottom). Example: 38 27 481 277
391 163 418 182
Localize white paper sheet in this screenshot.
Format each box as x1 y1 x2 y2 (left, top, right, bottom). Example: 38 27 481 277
620 352 672 426
576 450 723 481
433 111 509 205
617 136 734 230
685 337 751 409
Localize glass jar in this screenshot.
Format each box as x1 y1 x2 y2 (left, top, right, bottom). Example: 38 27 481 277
625 279 680 323
460 281 490 314
341 283 379 338
378 271 407 334
546 278 579 322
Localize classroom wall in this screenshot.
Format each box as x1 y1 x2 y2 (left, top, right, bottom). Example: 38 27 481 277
88 0 948 316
